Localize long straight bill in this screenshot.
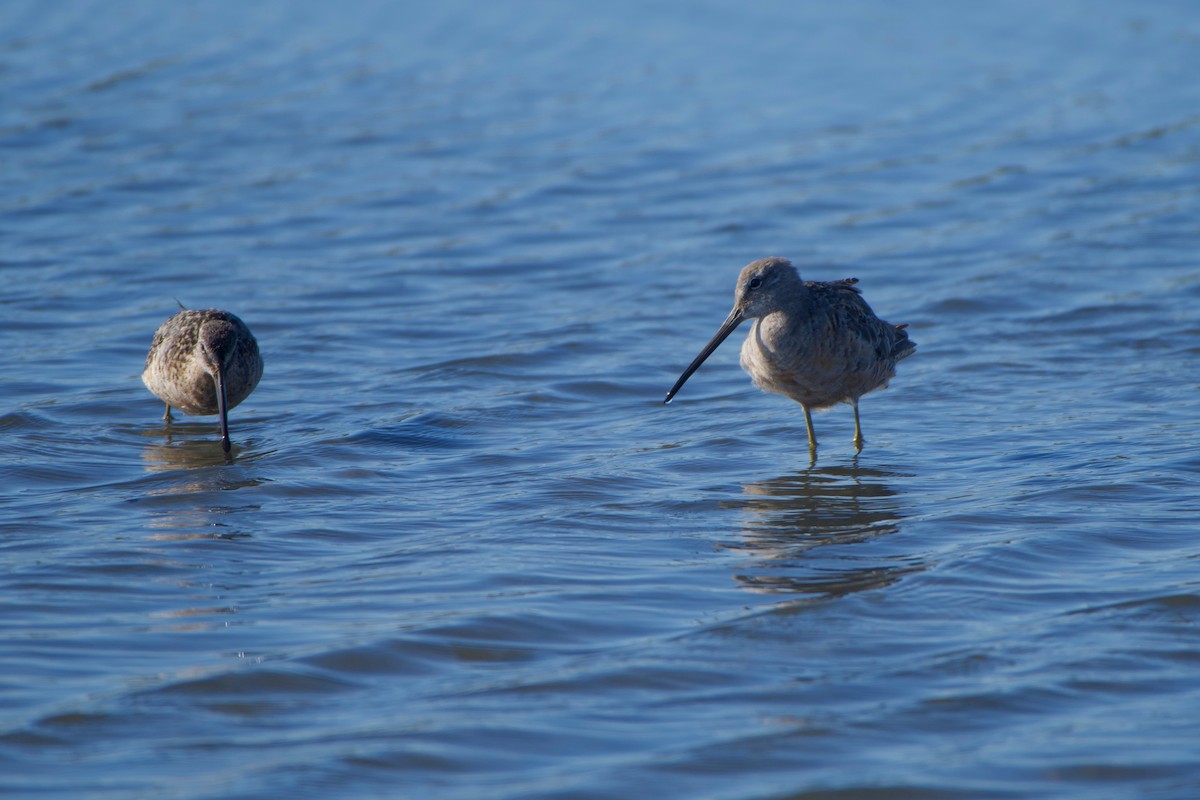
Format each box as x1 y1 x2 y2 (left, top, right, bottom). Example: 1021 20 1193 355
216 369 231 453
664 307 745 403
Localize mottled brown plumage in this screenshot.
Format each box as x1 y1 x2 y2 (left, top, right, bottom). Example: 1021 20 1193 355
665 257 914 452
142 308 263 453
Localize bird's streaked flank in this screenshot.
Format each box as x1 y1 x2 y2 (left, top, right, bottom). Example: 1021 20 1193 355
142 308 263 453
664 257 914 452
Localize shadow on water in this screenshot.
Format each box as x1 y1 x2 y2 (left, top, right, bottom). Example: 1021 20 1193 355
721 462 921 598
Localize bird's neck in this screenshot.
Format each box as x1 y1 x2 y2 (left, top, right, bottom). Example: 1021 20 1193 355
759 280 811 318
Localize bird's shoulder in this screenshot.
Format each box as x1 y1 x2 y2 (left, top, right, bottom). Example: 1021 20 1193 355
795 277 908 354
802 278 877 322
804 277 861 296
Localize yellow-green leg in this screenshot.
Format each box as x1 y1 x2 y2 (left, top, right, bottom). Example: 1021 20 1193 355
803 405 817 451
852 401 864 452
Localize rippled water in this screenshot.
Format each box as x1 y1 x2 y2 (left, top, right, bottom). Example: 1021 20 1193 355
4 1 1200 797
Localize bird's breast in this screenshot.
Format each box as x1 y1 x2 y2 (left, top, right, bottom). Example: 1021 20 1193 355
739 316 797 390
738 312 859 408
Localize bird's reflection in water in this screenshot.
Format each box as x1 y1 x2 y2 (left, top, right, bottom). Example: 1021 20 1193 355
145 510 256 541
140 436 264 539
127 441 262 633
142 420 271 474
723 463 920 598
141 425 240 470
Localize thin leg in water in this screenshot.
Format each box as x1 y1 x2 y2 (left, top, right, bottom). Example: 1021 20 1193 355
163 404 173 422
852 400 864 452
802 404 817 451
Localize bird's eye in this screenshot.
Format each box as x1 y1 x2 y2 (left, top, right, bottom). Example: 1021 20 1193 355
748 276 763 290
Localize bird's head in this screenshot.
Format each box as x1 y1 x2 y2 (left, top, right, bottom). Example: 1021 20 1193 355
732 256 800 319
198 318 239 375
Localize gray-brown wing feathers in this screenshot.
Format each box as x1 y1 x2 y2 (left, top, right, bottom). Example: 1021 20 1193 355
808 278 916 368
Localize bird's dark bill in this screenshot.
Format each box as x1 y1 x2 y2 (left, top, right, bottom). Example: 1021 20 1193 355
664 308 745 403
215 370 231 453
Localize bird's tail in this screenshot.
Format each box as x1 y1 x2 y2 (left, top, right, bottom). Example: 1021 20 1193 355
892 323 916 360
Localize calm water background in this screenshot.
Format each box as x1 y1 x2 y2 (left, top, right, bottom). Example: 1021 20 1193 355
3 1 1200 798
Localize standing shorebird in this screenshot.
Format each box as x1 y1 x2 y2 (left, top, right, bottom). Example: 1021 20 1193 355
664 257 915 453
142 307 263 453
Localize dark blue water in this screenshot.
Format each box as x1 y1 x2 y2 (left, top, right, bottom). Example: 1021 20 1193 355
4 1 1200 797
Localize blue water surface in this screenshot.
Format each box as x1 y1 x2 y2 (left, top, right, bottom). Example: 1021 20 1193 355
3 1 1200 798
